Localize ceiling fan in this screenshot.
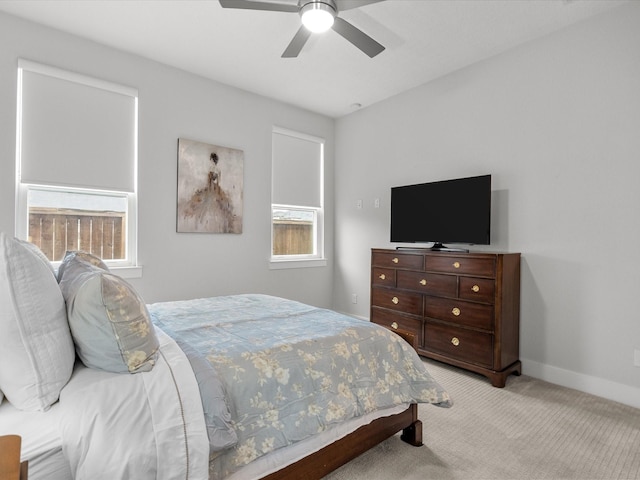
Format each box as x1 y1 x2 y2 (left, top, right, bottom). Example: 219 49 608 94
219 0 386 58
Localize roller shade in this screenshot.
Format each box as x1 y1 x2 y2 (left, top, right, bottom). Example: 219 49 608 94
18 60 137 193
272 129 323 208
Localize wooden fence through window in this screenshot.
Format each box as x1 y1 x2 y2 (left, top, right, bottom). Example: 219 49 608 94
29 207 126 262
273 219 313 255
30 209 306 260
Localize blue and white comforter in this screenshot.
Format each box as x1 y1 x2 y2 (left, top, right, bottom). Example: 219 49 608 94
149 294 451 479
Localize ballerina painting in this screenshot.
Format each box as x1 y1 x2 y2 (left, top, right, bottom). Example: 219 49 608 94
177 138 243 233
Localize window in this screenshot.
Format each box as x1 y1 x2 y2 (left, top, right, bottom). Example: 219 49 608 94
15 60 140 276
272 207 316 255
21 185 132 263
271 127 325 268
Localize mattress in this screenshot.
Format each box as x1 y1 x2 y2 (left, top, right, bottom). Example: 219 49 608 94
149 294 451 479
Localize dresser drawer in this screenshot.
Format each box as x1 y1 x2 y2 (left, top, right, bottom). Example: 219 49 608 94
371 308 423 347
372 251 424 270
397 270 457 297
425 322 493 368
372 268 396 287
371 288 423 316
425 255 496 277
459 277 495 304
425 297 494 331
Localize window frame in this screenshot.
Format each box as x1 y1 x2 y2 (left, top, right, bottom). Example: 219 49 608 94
14 61 141 278
269 127 326 269
15 183 141 278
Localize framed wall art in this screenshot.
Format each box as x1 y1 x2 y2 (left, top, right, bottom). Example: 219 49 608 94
176 138 244 233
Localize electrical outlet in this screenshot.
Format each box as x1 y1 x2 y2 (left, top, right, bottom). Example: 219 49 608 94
634 349 640 367
351 293 358 304
374 198 380 208
356 199 363 209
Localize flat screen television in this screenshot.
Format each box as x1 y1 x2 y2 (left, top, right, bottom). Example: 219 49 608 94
390 174 491 251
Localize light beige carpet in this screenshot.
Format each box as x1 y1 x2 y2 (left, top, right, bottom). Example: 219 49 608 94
324 359 640 480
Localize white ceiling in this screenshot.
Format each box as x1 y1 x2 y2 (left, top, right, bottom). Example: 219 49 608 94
0 0 628 118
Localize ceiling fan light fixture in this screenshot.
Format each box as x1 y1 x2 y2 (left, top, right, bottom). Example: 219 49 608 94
300 1 336 33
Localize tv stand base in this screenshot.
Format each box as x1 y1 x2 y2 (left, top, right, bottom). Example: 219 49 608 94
430 244 469 253
395 243 469 253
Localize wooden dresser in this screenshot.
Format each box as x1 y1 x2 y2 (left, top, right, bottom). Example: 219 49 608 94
370 248 521 387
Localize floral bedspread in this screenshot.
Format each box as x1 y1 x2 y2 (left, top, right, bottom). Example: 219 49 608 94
148 294 451 479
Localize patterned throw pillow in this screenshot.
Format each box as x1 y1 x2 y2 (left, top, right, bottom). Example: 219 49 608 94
57 250 108 282
0 233 75 411
58 253 159 373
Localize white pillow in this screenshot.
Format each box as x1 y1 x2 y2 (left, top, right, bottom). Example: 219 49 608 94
0 233 75 411
59 254 159 373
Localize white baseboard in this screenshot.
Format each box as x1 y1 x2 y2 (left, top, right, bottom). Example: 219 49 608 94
346 312 640 410
522 358 640 410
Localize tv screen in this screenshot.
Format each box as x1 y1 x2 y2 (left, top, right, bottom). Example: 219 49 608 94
390 174 491 249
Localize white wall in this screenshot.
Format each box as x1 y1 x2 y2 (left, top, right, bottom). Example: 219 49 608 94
0 12 335 307
334 3 640 407
2 5 639 408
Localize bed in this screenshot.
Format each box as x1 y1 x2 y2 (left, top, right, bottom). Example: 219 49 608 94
0 233 451 479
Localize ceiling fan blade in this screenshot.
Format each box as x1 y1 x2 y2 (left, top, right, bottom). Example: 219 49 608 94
282 26 312 58
337 0 384 11
331 16 385 57
219 0 299 13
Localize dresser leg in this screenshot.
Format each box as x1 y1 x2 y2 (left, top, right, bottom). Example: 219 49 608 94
488 361 522 388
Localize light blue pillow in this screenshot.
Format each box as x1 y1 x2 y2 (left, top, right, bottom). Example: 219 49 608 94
59 254 159 373
57 250 108 282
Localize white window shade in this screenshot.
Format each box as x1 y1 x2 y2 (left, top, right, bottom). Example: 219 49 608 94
272 129 322 208
18 61 137 193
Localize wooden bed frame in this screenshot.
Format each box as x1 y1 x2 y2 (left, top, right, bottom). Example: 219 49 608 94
262 329 424 480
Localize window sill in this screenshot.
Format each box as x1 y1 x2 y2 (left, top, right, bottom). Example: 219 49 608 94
110 265 143 279
53 264 142 279
269 258 327 270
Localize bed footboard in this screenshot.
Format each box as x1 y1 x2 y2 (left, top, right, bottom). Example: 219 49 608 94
262 328 425 480
261 403 421 480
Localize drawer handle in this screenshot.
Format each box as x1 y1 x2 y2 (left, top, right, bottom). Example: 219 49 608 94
451 337 460 346
472 284 480 293
379 273 386 280
419 279 427 286
392 296 399 305
391 322 399 330
452 307 461 316
453 261 461 269
392 257 399 264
